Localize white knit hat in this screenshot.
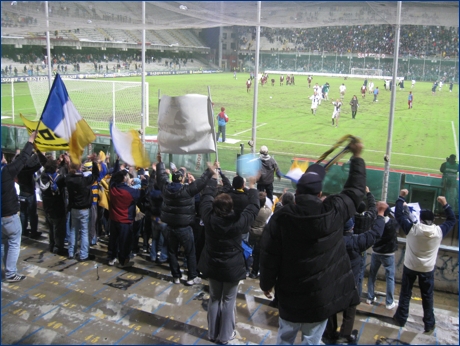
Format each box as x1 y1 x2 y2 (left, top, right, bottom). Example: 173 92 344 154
260 145 268 154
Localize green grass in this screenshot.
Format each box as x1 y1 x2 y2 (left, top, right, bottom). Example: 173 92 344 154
2 73 458 174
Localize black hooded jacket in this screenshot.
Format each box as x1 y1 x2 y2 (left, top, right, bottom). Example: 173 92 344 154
259 156 366 323
156 162 213 228
198 178 260 282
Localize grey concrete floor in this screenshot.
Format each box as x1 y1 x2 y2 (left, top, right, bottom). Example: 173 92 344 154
1 232 458 345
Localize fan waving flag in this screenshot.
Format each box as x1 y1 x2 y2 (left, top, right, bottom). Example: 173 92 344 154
157 94 216 154
40 74 95 164
284 159 309 183
110 122 150 168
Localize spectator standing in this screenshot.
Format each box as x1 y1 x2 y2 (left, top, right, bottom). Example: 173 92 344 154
156 154 215 286
373 87 379 102
216 107 229 143
16 150 42 239
349 95 359 119
37 152 69 255
1 131 37 282
367 207 399 309
108 161 148 267
323 201 387 344
248 191 272 279
440 154 458 212
408 91 413 109
392 190 456 332
259 141 366 345
353 187 378 298
198 170 259 344
257 146 282 203
65 159 99 261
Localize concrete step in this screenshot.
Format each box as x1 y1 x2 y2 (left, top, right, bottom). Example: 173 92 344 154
2 242 280 344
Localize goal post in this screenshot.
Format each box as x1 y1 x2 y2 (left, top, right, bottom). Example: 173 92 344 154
350 68 383 77
27 78 149 132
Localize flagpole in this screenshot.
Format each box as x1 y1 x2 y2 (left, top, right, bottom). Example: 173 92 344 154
157 89 162 161
141 1 146 146
208 86 218 163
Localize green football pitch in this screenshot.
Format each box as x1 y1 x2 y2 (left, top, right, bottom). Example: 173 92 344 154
1 73 458 175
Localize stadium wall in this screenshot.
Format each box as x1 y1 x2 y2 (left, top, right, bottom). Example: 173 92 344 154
264 70 404 80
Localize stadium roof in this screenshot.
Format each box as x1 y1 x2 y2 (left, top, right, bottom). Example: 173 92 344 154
1 1 458 37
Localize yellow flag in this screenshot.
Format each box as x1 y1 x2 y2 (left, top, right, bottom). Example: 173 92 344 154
20 114 69 151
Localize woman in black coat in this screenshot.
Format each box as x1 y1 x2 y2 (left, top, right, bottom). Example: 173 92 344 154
198 169 259 344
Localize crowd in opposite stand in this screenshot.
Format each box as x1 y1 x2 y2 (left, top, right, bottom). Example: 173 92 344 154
1 133 456 345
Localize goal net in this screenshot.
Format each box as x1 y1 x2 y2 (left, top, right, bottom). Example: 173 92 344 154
350 68 383 77
27 78 149 132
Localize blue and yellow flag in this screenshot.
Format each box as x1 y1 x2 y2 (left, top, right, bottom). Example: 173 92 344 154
20 113 69 152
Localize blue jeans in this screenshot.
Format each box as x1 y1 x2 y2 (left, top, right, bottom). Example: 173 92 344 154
393 266 435 329
277 317 328 345
69 208 90 259
1 214 23 279
19 194 38 234
367 253 395 306
167 225 197 280
150 221 168 262
65 211 71 243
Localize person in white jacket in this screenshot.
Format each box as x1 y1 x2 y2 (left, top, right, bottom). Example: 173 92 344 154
392 189 456 333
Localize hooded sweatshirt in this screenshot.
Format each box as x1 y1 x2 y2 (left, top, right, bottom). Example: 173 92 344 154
258 154 282 185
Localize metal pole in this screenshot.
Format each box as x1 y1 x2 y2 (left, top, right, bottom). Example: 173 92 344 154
335 52 337 73
381 1 402 202
11 80 14 123
45 1 52 89
251 1 261 154
141 2 146 145
218 26 223 70
423 56 426 80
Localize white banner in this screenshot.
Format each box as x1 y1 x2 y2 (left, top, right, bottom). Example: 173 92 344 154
157 94 216 154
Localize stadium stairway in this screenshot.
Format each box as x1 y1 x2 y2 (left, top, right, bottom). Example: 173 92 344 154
1 214 458 345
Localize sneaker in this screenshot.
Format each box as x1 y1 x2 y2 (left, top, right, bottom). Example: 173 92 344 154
366 297 377 305
6 274 26 283
108 258 117 266
173 277 181 284
386 301 397 310
185 277 202 286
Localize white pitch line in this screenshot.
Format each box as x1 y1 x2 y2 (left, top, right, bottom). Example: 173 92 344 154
232 123 267 136
452 121 459 159
234 136 445 160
